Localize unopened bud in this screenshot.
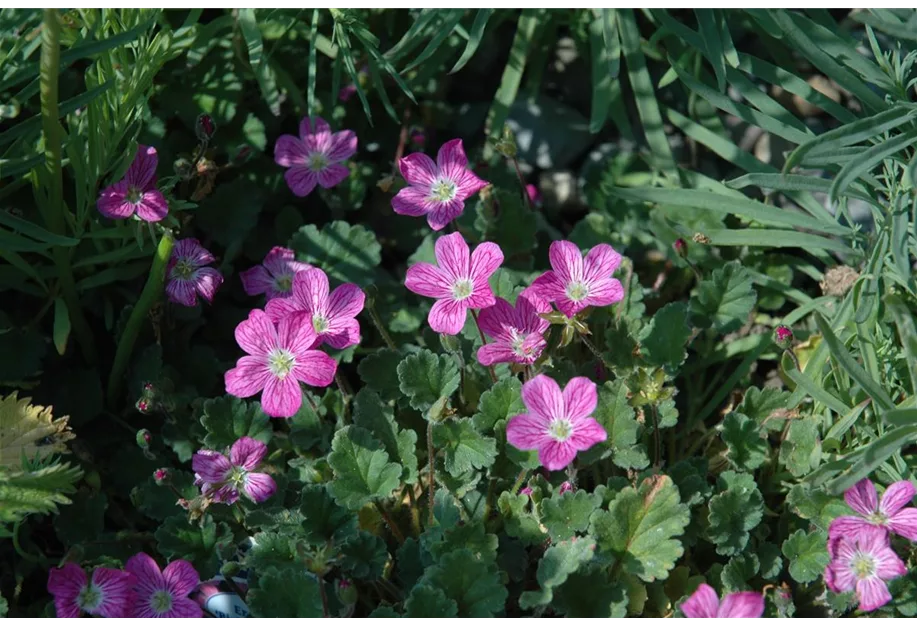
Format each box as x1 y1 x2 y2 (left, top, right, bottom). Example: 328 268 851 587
153 468 170 485
558 481 573 495
336 578 358 606
195 114 216 142
136 398 152 414
673 238 688 259
220 561 242 579
774 325 794 349
174 158 193 180
409 126 426 148
519 487 533 497
494 125 517 158
137 429 152 449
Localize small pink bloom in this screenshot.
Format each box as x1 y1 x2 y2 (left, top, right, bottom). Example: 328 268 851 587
265 267 364 350
505 375 607 471
275 116 356 197
528 240 624 318
192 437 277 504
166 238 223 307
97 145 169 222
525 183 542 208
240 247 312 301
405 232 503 335
476 296 549 366
681 583 764 618
47 562 134 618
558 481 573 495
519 487 533 497
125 553 202 618
392 139 488 231
225 309 336 418
830 478 917 542
824 527 906 613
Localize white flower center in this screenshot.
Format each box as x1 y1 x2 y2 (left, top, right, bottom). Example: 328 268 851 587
172 259 195 280
228 466 248 489
452 278 474 301
273 274 293 294
429 178 457 202
126 185 144 204
313 313 329 334
268 348 296 379
77 584 102 612
548 419 574 442
866 511 888 526
150 589 173 614
308 152 328 172
851 552 876 579
565 280 589 302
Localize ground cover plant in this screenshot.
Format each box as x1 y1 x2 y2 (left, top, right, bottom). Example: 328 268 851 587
5 6 917 618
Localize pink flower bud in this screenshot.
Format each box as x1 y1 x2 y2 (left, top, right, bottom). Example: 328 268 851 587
774 325 793 349
673 238 688 259
196 114 216 142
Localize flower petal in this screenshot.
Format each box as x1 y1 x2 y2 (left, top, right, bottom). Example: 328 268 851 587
293 349 337 388
585 278 624 309
477 298 516 341
465 280 496 310
405 262 452 299
263 246 309 276
167 597 203 619
426 199 465 231
718 592 764 618
828 516 878 541
262 374 302 418
317 163 350 189
539 439 577 471
506 413 552 450
562 377 598 422
240 265 274 297
166 278 198 307
477 342 518 366
126 145 159 188
680 584 720 618
230 436 267 470
92 567 135 618
522 375 565 422
453 168 489 201
584 243 622 283
293 268 329 315
399 152 438 187
328 129 357 162
279 311 320 357
192 450 232 483
880 480 916 516
235 309 278 357
284 165 319 197
48 563 87 618
569 418 607 452
434 232 470 282
135 190 169 222
888 508 917 541
274 134 308 167
549 240 585 285
162 559 200 598
874 543 908 580
469 242 504 284
845 478 879 516
516 294 551 331
856 577 892 613
300 115 332 150
322 318 361 350
244 472 277 503
327 283 365 322
192 267 223 304
173 238 215 266
125 552 164 590
97 181 134 219
429 298 468 335
393 187 436 217
526 272 565 308
225 356 270 399
265 288 304 323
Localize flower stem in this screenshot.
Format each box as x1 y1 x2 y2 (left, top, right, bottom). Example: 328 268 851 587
471 309 497 383
784 348 801 372
365 299 397 350
335 371 352 424
426 421 435 526
106 231 174 408
374 501 406 544
510 468 528 494
509 155 534 212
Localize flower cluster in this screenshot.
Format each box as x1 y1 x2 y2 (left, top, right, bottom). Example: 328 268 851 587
47 553 202 618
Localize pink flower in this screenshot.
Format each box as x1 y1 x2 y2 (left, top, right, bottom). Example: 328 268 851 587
681 584 764 618
264 267 364 350
192 437 277 504
97 145 168 222
824 528 906 613
275 116 356 197
392 139 488 231
166 238 223 307
125 553 201 618
224 309 336 418
505 375 607 471
519 487 533 497
829 478 917 542
405 232 503 335
476 296 549 366
240 246 312 301
528 241 624 318
47 563 134 618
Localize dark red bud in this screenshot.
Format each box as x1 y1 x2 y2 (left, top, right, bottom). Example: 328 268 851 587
195 114 216 142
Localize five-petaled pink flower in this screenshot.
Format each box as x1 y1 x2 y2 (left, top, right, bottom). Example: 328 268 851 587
225 309 336 417
166 238 223 307
125 553 202 618
824 527 906 613
405 232 503 335
680 583 764 618
506 375 607 471
528 240 624 318
830 478 917 542
476 295 549 366
265 267 364 350
240 247 312 301
97 145 169 222
192 437 277 504
47 562 134 618
392 138 488 231
275 116 356 197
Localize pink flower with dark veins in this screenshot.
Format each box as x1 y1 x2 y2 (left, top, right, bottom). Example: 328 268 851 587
830 478 917 542
97 145 169 222
192 437 277 504
125 552 202 618
527 240 624 318
475 295 550 367
824 527 906 613
47 563 134 618
275 116 357 197
240 246 312 301
165 238 223 307
680 583 765 618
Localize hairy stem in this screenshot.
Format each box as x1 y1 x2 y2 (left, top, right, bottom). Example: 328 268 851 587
106 231 174 407
374 501 406 544
471 309 497 383
365 299 397 350
426 421 435 526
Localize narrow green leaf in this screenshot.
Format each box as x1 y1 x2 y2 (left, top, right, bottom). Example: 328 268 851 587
727 173 878 209
307 9 319 118
829 128 917 203
403 10 465 72
786 369 852 416
718 10 739 67
0 210 79 246
705 228 854 254
334 24 373 124
826 425 917 494
886 294 917 395
600 9 620 79
451 9 494 73
588 16 612 133
824 399 871 442
696 9 726 92
52 297 70 355
384 9 441 62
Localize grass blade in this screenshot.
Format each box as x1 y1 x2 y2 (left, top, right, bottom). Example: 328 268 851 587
307 9 319 118
450 8 494 74
705 228 854 254
696 9 726 92
403 9 465 73
588 15 612 133
239 9 280 116
786 368 853 416
829 127 917 202
886 294 917 395
384 9 440 63
826 425 917 494
601 9 620 79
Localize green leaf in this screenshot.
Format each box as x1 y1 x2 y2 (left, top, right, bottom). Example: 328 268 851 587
0 593 6 617
199 396 272 450
540 490 601 541
482 189 536 257
689 260 756 333
155 514 232 577
0 462 82 524
238 9 280 116
450 9 494 74
638 302 691 370
433 418 497 476
340 530 389 579
705 228 854 254
721 553 760 592
327 426 402 510
357 348 404 401
405 585 459 618
589 15 613 133
668 458 712 508
779 418 822 477
759 541 784 580
497 491 548 545
553 566 627 618
422 548 508 617
397 349 460 415
196 180 264 247
353 389 418 483
782 529 830 584
245 531 298 572
706 471 763 556
299 484 357 544
248 566 323 618
428 520 498 563
52 297 70 356
831 127 917 203
721 413 769 471
290 221 381 287
590 475 689 582
736 387 792 429
592 381 649 470
472 378 524 433
134 471 198 522
520 537 596 609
